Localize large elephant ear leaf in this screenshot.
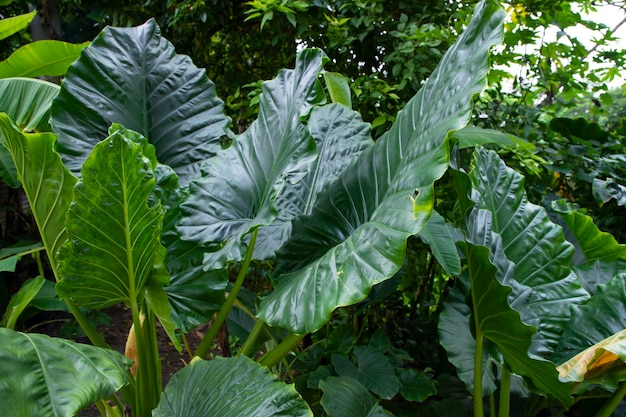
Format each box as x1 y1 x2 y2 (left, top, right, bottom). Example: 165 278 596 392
0 328 131 417
153 356 312 417
56 126 167 308
51 18 231 184
178 48 327 267
554 273 626 367
0 78 60 188
0 114 77 271
257 0 506 334
0 78 59 132
253 103 373 260
154 164 228 333
469 148 589 354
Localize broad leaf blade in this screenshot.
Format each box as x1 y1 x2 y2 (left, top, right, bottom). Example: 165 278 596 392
56 127 167 308
178 48 326 267
0 78 59 132
0 40 88 78
554 274 626 366
155 164 227 332
470 148 589 353
0 114 77 271
258 0 506 333
154 356 312 417
51 18 231 184
253 103 373 260
456 210 573 405
319 376 393 417
0 328 131 417
0 11 36 40
418 210 461 276
551 200 626 265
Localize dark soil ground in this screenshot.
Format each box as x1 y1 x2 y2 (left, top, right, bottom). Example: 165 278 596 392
31 304 208 417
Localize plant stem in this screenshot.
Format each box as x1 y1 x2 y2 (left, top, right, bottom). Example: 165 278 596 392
258 333 306 369
595 381 626 417
194 228 259 359
66 301 109 348
474 332 484 417
238 318 265 357
499 366 511 417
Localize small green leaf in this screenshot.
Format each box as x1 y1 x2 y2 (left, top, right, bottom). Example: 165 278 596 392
320 376 393 417
332 346 400 399
419 211 461 276
323 72 352 107
397 368 437 402
1 276 45 329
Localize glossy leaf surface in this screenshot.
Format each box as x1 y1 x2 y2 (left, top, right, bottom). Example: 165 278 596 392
179 48 326 267
418 210 461 276
1 276 44 329
554 274 626 366
154 356 312 417
0 40 88 78
470 148 589 353
0 114 77 271
258 0 506 333
0 328 131 417
51 18 231 184
56 126 167 308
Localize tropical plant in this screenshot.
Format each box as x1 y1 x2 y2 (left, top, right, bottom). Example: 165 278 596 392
0 1 508 415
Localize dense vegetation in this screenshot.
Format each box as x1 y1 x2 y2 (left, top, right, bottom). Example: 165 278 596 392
0 0 625 416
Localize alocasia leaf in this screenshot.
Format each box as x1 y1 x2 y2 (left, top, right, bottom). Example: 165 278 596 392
253 103 373 260
446 208 573 406
0 40 89 78
56 125 167 308
469 148 589 354
257 0 506 334
0 114 77 272
0 276 44 329
0 78 59 132
554 274 626 367
397 368 437 402
0 78 60 188
319 376 393 417
154 356 312 417
551 199 626 266
418 210 461 276
0 328 131 417
51 18 231 184
154 164 227 333
178 48 327 267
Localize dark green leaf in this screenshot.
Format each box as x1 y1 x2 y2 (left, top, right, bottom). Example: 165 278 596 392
419 210 461 276
470 148 589 353
319 376 393 417
0 328 131 417
178 48 326 267
154 356 312 417
258 1 506 334
52 19 231 184
332 346 400 399
397 368 437 402
1 276 45 329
